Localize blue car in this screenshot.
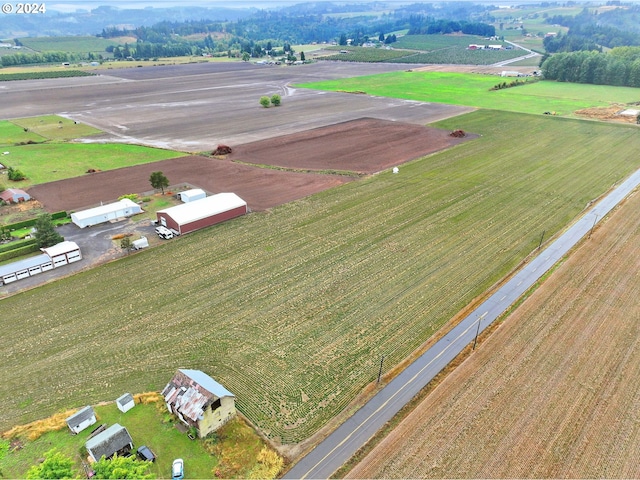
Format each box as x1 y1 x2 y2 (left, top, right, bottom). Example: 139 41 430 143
172 458 184 480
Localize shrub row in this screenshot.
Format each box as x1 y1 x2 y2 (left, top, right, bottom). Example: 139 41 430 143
2 211 67 231
0 240 39 262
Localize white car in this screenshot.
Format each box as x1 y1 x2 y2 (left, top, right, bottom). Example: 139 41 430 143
172 458 184 479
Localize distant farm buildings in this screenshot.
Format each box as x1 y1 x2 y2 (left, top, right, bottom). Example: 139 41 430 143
156 192 247 235
468 44 503 50
0 240 81 285
71 198 142 228
0 188 30 204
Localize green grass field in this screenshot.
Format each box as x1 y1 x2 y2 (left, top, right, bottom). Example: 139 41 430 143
0 121 46 146
296 71 640 115
0 399 273 479
0 143 187 188
2 111 640 444
11 116 102 141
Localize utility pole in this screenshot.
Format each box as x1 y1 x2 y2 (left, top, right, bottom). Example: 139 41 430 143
537 230 545 250
472 312 488 351
377 355 385 384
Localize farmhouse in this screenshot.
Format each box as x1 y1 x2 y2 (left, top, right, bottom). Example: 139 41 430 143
65 406 97 434
85 423 133 461
177 188 206 203
71 198 142 228
116 393 135 413
156 192 247 235
162 369 236 438
0 240 81 285
0 188 30 204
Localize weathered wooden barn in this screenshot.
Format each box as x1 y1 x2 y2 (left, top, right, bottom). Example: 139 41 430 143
162 369 236 438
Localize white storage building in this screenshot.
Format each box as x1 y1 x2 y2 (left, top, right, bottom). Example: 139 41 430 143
71 199 142 228
157 192 247 235
178 188 206 203
0 240 81 285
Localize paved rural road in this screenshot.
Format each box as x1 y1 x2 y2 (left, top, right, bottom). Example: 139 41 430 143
284 168 640 479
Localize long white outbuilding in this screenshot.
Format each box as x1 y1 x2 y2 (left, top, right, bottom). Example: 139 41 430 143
71 198 142 228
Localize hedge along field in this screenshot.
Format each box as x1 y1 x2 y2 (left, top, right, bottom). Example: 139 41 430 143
1 143 188 188
297 71 640 115
2 111 640 444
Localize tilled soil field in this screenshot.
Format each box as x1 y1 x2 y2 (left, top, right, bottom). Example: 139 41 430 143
228 118 472 174
347 190 640 478
27 119 470 212
27 155 354 213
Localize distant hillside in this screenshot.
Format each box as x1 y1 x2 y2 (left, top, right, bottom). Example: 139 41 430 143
0 5 254 38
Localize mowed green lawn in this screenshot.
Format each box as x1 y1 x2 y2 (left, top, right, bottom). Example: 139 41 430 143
297 71 640 115
0 143 187 188
2 111 640 444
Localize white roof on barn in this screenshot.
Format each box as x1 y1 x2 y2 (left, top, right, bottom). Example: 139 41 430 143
158 193 246 226
0 253 50 277
41 241 80 257
72 198 141 222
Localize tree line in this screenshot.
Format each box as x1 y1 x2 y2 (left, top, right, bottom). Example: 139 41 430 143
541 47 640 87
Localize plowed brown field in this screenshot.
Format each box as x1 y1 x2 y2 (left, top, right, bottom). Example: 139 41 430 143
347 190 640 478
228 118 472 174
28 119 469 212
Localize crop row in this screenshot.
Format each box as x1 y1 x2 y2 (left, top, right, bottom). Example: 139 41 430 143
320 47 415 62
0 70 96 82
2 111 640 444
385 46 525 64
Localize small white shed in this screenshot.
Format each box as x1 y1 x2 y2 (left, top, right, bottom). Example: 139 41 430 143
71 199 142 228
178 189 206 203
65 406 97 434
116 393 135 413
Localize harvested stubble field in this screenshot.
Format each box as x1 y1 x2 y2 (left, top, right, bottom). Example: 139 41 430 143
2 111 640 450
347 181 640 479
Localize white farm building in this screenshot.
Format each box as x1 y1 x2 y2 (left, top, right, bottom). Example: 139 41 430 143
157 192 247 235
71 199 142 228
0 240 81 285
178 188 206 203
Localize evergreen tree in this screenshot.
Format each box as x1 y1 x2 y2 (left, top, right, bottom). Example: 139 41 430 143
34 213 63 249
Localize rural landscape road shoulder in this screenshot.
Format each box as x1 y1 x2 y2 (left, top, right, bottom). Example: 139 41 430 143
283 168 640 479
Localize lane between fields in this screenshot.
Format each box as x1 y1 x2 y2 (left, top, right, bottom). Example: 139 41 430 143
283 168 640 479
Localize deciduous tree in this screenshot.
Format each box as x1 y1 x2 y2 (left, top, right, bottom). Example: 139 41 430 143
149 171 169 194
26 449 76 480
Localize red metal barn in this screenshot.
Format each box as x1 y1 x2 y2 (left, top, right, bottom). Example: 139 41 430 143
156 192 247 235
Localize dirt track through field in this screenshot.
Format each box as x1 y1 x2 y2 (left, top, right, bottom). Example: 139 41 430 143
347 190 640 478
